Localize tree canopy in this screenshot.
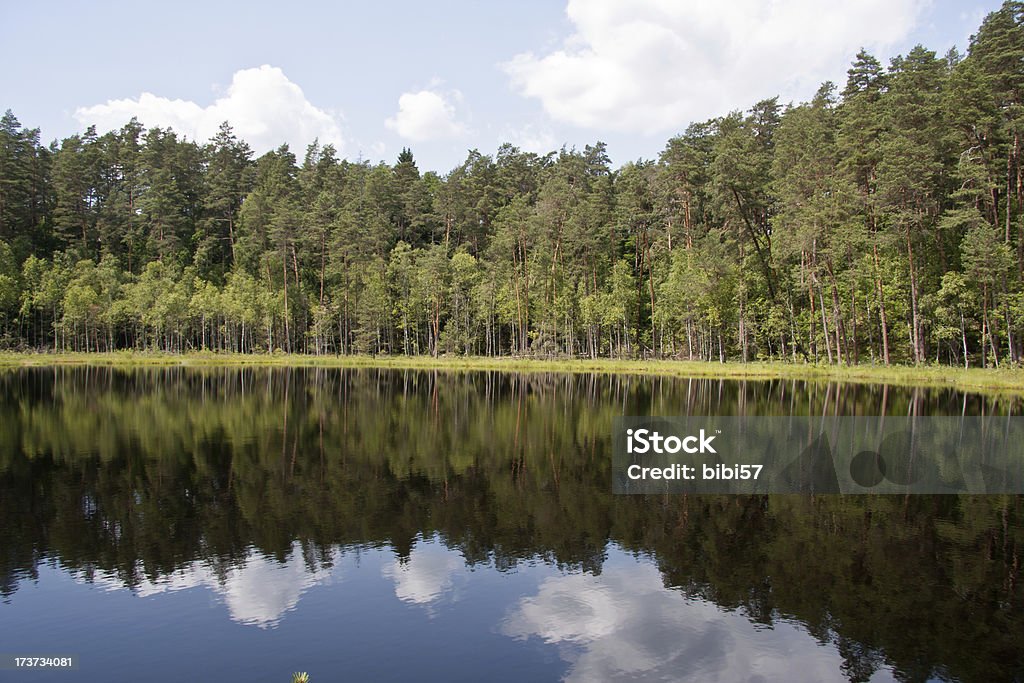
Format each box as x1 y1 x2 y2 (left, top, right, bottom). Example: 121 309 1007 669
2 4 1024 365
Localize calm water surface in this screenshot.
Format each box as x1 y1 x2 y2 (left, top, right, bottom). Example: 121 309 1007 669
1 368 1022 682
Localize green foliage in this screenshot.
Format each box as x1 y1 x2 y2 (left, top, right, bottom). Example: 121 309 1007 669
1 6 1024 364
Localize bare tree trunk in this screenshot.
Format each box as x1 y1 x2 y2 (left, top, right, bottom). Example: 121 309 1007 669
819 284 833 365
960 311 968 368
906 225 922 364
828 263 848 364
282 254 290 353
873 242 890 365
850 278 859 364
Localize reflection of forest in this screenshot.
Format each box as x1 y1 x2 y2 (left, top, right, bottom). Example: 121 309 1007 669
1 368 1021 681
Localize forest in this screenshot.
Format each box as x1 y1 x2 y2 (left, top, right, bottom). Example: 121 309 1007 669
0 4 1023 366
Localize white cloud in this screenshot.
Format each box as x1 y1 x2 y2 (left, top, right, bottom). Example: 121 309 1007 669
74 65 344 154
382 537 466 607
502 555 898 682
504 0 927 134
88 542 339 628
385 89 466 142
501 123 558 154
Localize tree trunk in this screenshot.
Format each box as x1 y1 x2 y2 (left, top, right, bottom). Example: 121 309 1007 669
819 284 833 365
960 311 968 369
906 224 922 364
873 242 890 365
282 254 290 353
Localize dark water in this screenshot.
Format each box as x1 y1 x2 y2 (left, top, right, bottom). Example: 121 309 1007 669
0 367 1022 682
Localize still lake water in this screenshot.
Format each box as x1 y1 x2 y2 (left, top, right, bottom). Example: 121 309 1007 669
1 367 1022 682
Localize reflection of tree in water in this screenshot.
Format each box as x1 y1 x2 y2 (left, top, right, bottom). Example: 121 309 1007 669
0 367 1021 681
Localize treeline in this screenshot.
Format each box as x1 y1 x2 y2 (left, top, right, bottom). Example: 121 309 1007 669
1 5 1024 364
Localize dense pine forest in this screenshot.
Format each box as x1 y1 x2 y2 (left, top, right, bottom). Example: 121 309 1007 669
1 5 1023 365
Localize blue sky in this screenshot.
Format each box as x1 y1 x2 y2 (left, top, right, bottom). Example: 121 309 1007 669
1 0 1003 172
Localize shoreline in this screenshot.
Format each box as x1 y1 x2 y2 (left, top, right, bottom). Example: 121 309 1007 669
1 351 1023 394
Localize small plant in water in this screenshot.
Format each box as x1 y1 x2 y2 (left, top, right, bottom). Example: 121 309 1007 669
291 673 310 683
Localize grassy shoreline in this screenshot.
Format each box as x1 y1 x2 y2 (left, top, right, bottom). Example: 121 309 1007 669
1 351 1023 393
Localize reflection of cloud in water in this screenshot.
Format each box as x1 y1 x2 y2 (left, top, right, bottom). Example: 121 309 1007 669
502 558 896 683
382 538 465 606
89 542 337 628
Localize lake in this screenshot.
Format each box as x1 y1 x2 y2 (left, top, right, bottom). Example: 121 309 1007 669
1 367 1022 682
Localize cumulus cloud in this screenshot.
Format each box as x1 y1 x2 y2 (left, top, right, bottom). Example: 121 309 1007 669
74 65 344 154
503 556 895 682
382 538 466 607
385 90 466 142
88 543 339 628
501 123 558 155
504 0 927 133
